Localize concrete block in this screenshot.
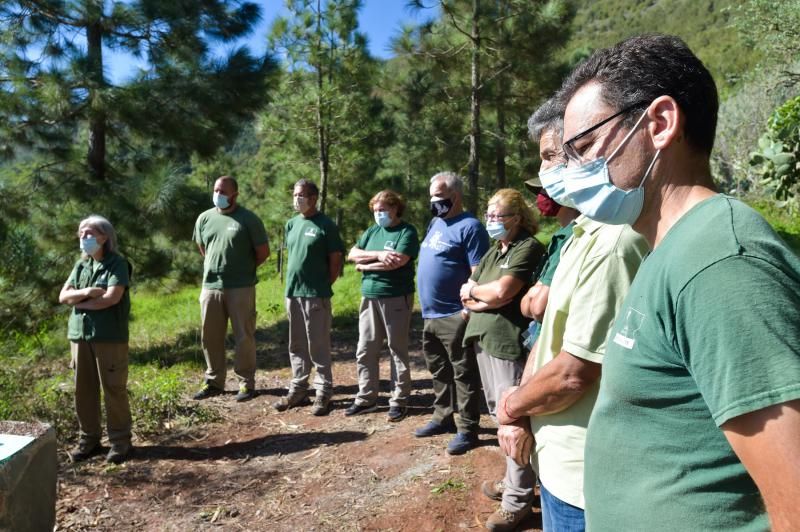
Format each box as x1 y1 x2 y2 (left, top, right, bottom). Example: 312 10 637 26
0 421 57 532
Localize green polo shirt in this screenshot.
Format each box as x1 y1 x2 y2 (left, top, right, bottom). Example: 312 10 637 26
536 222 576 286
463 229 545 361
585 195 800 532
66 252 131 343
193 205 269 290
285 212 344 298
356 221 420 298
529 216 648 509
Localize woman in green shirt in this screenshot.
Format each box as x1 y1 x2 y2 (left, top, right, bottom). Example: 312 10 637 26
59 215 133 464
460 188 544 529
345 190 420 422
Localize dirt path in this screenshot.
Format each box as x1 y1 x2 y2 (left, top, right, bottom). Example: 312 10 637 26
55 330 543 531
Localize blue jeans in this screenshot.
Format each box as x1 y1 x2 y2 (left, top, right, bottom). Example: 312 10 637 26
540 482 585 532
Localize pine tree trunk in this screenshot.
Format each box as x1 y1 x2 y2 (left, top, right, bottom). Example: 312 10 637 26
86 20 106 180
495 74 507 189
467 0 481 213
315 0 329 212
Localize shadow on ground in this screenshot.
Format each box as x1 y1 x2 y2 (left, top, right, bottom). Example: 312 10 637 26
132 430 368 462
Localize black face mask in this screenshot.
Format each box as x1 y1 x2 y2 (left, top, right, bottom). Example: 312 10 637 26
430 197 453 218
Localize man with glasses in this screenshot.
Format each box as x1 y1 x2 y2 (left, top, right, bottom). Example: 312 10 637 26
495 98 648 531
552 34 800 531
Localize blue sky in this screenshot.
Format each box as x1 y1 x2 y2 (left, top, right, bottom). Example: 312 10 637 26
107 1 431 83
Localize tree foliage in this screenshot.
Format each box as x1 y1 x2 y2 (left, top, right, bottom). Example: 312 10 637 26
750 96 800 207
0 0 276 336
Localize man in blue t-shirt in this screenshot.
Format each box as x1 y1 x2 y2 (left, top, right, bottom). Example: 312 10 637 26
415 171 490 455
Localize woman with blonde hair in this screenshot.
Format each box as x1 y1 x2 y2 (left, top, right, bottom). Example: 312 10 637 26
459 188 544 530
59 215 133 464
346 190 419 422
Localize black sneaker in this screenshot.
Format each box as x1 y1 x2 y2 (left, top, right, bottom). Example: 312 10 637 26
193 382 223 400
387 405 407 422
69 440 102 463
106 443 133 464
235 385 255 402
344 402 378 416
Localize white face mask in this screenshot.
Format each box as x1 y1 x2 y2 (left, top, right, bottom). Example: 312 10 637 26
374 210 392 228
561 108 660 225
293 196 308 212
486 221 508 240
538 163 575 209
213 192 230 210
80 236 100 255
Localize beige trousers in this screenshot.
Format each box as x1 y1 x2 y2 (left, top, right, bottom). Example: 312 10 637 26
475 342 535 513
71 341 132 446
354 295 413 408
286 296 333 398
200 286 257 389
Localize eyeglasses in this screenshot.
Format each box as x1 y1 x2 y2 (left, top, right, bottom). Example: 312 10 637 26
484 212 515 222
563 102 645 163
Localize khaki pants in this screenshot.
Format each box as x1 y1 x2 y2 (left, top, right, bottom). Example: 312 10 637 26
71 341 132 446
475 342 535 513
200 287 257 389
354 295 413 408
286 296 333 398
422 313 481 432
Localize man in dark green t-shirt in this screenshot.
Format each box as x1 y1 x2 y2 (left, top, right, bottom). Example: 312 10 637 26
557 35 800 531
273 179 344 416
192 176 270 403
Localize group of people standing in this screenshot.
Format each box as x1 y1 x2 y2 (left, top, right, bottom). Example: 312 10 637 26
59 33 799 532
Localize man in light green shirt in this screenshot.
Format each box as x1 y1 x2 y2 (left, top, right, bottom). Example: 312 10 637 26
493 98 648 532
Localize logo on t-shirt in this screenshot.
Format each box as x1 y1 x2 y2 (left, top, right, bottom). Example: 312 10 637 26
422 230 452 252
227 222 239 232
613 307 645 349
384 241 396 250
304 227 318 237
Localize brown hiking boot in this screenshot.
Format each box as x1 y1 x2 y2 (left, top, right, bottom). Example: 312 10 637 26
273 390 308 412
485 506 529 531
481 480 505 501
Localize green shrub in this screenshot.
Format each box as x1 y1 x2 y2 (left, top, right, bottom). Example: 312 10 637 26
750 96 800 208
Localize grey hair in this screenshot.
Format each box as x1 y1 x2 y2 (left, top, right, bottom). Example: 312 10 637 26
527 97 565 142
430 171 464 195
77 214 118 254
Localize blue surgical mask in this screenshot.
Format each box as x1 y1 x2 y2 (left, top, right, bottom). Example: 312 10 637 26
374 211 392 228
561 109 660 225
213 192 230 210
80 236 100 255
486 221 508 240
538 163 575 209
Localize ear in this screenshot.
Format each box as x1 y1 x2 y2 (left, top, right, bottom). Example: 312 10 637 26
647 95 682 150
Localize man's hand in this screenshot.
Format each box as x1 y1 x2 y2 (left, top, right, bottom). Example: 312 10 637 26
498 418 534 467
497 386 520 425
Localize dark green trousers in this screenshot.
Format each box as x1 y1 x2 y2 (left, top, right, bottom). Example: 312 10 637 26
422 313 481 432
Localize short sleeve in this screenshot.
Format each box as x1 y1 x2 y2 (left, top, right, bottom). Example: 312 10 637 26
463 221 490 267
395 224 420 258
325 220 345 253
65 261 81 287
245 212 269 247
192 215 203 246
471 254 487 282
356 226 372 250
562 242 643 363
106 257 130 288
677 256 800 426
